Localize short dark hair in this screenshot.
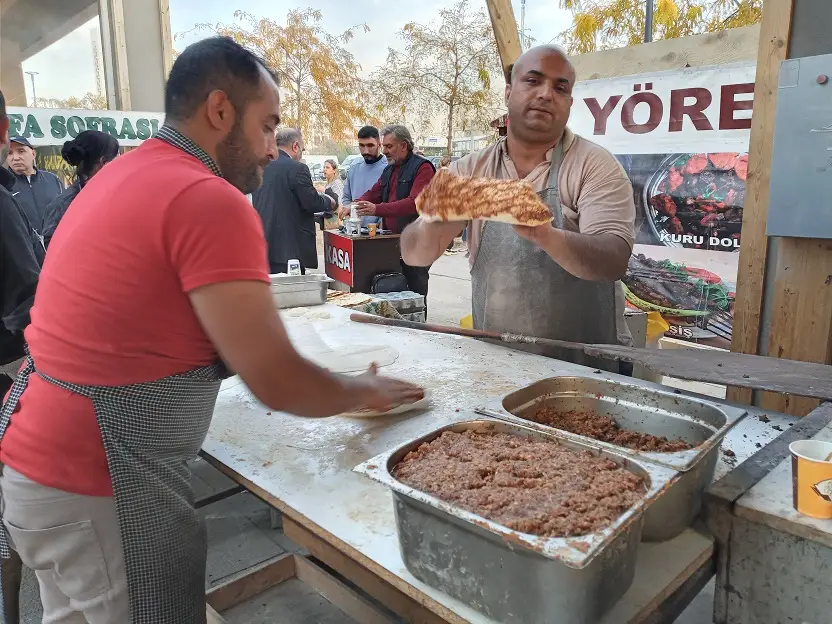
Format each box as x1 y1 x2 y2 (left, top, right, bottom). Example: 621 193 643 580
164 36 277 122
0 90 6 119
505 64 514 85
357 125 379 140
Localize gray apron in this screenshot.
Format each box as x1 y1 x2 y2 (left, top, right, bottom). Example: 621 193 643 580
471 142 619 372
0 354 227 623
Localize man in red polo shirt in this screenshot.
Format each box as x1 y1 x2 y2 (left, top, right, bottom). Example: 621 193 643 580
0 37 421 623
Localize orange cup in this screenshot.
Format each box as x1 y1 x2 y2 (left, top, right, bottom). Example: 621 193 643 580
367 222 377 238
790 440 832 519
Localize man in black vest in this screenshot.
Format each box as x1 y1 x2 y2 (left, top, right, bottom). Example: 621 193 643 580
354 124 435 307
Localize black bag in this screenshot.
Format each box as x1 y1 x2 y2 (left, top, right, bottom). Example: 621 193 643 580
371 272 408 294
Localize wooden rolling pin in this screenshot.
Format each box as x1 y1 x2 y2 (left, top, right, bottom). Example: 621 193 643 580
349 313 832 402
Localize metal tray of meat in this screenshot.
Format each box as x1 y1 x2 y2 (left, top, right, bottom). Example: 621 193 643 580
270 274 333 308
354 419 677 624
475 375 747 542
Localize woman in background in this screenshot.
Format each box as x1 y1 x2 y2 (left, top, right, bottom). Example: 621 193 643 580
42 131 119 248
322 158 343 204
439 155 452 169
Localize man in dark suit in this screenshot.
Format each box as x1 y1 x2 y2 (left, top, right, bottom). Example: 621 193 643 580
253 128 334 274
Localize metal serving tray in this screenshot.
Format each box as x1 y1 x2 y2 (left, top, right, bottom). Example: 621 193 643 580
270 274 333 308
476 375 747 541
354 419 677 624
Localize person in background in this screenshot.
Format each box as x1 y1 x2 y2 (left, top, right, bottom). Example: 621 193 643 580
0 38 422 622
400 45 635 373
252 127 335 275
42 131 120 248
0 88 41 624
322 158 343 205
439 155 452 169
340 125 386 227
6 136 63 234
354 124 435 305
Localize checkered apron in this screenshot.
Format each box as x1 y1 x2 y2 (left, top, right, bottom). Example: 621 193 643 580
0 355 228 623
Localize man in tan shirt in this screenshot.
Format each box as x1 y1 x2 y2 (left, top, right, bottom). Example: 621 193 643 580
401 45 635 371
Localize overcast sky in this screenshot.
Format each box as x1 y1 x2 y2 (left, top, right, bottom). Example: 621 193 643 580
21 0 572 107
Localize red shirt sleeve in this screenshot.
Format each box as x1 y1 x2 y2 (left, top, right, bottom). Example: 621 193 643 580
164 178 271 292
357 177 383 204
374 163 435 218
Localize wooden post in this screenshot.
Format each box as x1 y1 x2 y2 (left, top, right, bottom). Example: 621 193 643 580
485 0 522 79
727 0 795 405
158 0 174 78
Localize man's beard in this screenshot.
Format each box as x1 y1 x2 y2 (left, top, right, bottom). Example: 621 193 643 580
216 121 268 194
362 153 382 164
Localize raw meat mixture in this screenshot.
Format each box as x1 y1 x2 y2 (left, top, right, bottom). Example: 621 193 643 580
391 430 646 537
529 406 693 452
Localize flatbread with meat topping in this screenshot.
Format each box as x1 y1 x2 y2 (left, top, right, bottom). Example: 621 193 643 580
415 169 552 226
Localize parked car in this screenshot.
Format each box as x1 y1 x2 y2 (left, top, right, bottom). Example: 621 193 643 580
339 154 362 180
308 162 325 181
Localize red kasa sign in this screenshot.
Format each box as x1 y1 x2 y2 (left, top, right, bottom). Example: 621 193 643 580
324 232 353 286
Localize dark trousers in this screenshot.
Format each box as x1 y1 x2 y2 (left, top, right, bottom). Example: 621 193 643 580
400 261 430 318
269 262 306 275
0 372 22 624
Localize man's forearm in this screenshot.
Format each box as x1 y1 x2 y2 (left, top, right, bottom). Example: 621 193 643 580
540 230 630 281
401 218 464 267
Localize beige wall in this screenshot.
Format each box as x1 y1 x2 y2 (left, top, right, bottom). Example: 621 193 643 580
118 0 169 111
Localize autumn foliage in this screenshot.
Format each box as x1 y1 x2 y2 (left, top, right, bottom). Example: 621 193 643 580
370 0 501 154
559 0 763 54
191 9 376 141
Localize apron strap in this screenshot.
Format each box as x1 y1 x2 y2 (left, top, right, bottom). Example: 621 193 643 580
540 140 565 229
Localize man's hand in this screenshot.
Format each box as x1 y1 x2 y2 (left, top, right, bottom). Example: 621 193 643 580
338 205 350 220
513 222 556 248
354 201 376 216
349 363 425 412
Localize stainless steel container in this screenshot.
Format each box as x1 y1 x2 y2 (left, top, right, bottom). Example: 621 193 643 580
354 419 676 624
476 375 747 541
270 274 333 308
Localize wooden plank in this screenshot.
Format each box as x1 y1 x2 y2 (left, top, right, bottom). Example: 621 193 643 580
199 453 456 623
158 0 174 78
635 541 714 624
727 0 795 406
282 516 453 624
206 553 296 613
573 25 759 81
759 239 832 415
295 556 397 624
206 604 225 624
484 0 522 79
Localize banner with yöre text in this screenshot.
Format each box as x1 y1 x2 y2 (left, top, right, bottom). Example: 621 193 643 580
570 62 755 346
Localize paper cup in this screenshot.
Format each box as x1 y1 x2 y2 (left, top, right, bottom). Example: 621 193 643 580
790 440 832 519
367 223 377 238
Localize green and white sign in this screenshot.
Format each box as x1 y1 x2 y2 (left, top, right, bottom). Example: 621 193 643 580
6 107 164 147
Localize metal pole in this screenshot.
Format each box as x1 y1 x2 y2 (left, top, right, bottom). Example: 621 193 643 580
644 0 654 43
24 71 38 107
520 0 526 50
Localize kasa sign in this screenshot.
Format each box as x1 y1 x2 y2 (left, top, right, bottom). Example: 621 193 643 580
323 233 353 286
